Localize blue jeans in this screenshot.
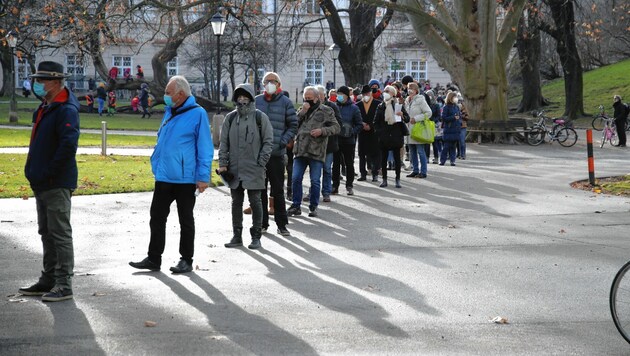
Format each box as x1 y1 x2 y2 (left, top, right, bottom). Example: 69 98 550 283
97 98 105 115
440 141 457 164
322 152 334 197
432 137 443 160
409 144 427 175
458 128 467 158
292 157 324 209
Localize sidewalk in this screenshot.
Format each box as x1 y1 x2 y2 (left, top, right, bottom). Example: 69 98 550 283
1 143 629 354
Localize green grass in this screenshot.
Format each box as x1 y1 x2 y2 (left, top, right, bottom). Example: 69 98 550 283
0 128 156 147
0 154 223 199
600 175 630 196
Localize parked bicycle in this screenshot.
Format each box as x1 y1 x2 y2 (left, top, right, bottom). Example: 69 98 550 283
599 116 619 148
610 260 630 344
592 105 629 132
527 111 578 147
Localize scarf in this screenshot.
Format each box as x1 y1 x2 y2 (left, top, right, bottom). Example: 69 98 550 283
384 99 396 125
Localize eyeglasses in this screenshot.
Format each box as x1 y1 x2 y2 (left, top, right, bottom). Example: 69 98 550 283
263 79 278 84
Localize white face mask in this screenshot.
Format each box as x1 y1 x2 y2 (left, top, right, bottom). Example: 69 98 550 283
453 98 459 104
264 83 277 94
382 93 391 101
362 95 371 103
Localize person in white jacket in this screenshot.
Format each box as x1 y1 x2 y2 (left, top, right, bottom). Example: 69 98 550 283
404 82 432 178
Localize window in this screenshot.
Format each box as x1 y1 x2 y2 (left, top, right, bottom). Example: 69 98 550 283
390 59 427 81
167 57 178 77
304 59 323 86
303 0 320 14
17 59 29 88
408 60 427 81
113 55 132 78
66 54 85 89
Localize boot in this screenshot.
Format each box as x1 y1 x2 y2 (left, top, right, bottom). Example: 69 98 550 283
379 178 388 188
269 197 275 215
395 179 401 188
372 174 379 182
224 228 243 248
248 227 262 250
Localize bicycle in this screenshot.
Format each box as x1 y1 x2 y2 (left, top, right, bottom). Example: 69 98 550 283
527 111 578 147
600 116 619 148
610 261 630 344
592 105 629 132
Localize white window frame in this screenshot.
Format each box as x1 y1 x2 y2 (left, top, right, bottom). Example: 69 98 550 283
112 55 133 78
390 59 428 82
167 57 178 77
66 54 86 89
304 59 324 86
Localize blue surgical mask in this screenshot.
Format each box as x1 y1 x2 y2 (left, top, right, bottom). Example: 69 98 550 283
337 95 345 104
33 82 47 97
164 95 173 107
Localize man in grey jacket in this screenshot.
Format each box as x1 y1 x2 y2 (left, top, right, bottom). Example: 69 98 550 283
287 86 340 218
219 84 274 249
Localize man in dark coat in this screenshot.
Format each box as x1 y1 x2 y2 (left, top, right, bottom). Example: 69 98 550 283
20 61 80 302
613 95 628 147
357 84 382 182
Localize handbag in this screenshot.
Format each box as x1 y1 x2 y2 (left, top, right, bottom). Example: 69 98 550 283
410 119 435 143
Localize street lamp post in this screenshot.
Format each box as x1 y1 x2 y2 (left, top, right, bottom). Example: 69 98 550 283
6 31 18 123
328 44 340 88
210 11 226 113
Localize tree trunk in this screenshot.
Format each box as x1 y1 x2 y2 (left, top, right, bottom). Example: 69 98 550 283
516 1 548 113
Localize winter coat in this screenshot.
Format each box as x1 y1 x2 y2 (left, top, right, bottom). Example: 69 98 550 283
337 100 363 146
25 88 80 192
139 87 149 107
358 98 382 155
405 94 432 145
294 103 340 162
151 96 213 184
613 101 628 121
441 103 462 142
324 100 342 154
96 86 107 100
219 104 274 190
374 100 410 150
255 91 298 157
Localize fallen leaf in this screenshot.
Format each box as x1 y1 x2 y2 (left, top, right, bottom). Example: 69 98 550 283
490 316 509 324
559 229 566 233
447 224 456 229
144 320 158 327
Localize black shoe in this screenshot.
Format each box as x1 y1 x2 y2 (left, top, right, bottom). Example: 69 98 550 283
379 180 388 188
450 162 456 166
287 205 302 216
406 172 419 178
277 226 291 236
357 176 367 181
248 239 261 249
346 187 354 196
331 188 339 195
308 207 318 217
170 259 193 273
303 194 310 202
418 173 427 178
395 179 401 188
42 287 73 302
129 257 160 271
19 282 53 296
372 175 379 182
224 237 243 248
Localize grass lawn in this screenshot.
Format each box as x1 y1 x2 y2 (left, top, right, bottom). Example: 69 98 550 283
0 128 156 148
0 154 223 199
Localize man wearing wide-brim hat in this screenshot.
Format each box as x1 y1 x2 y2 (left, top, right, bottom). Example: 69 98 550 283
20 61 80 302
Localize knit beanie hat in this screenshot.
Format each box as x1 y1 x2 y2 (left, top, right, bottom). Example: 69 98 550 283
337 86 351 97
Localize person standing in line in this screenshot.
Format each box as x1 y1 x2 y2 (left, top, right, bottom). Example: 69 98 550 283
139 83 151 119
455 92 469 160
316 85 342 203
129 75 213 274
221 84 274 250
96 82 107 116
405 82 432 178
332 85 363 196
425 90 443 164
613 95 628 147
357 84 382 182
20 61 80 302
287 86 340 218
374 85 409 188
255 72 297 237
440 91 462 166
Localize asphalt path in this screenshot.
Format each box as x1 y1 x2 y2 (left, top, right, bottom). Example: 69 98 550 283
1 139 630 355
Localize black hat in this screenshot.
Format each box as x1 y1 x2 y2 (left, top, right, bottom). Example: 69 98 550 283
361 84 372 94
337 85 351 97
401 75 414 85
29 61 69 79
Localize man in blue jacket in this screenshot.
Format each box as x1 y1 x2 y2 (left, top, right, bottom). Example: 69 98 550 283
130 75 213 274
20 61 80 302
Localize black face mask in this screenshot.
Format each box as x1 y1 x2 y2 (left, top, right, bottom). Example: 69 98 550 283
371 88 378 94
304 99 316 107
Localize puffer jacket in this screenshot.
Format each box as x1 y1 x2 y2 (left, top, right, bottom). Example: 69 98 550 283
294 103 340 162
405 94 432 145
151 95 213 184
337 100 363 146
25 88 80 192
255 91 298 157
441 103 461 142
219 85 274 190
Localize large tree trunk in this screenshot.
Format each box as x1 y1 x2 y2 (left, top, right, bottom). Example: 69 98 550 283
516 1 548 113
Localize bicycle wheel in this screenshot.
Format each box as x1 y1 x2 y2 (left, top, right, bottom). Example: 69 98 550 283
557 128 577 147
611 260 630 344
592 116 606 131
612 130 619 146
527 126 545 146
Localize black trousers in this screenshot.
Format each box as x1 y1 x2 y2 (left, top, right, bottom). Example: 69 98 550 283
333 143 356 189
262 155 288 229
615 118 627 145
148 181 196 265
286 146 294 195
381 147 401 180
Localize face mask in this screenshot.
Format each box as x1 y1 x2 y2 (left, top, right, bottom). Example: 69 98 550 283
304 99 316 107
164 95 174 107
362 95 371 103
329 95 337 102
371 88 378 94
337 95 345 104
33 82 47 97
453 98 459 104
265 83 277 94
382 93 391 101
408 90 416 96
